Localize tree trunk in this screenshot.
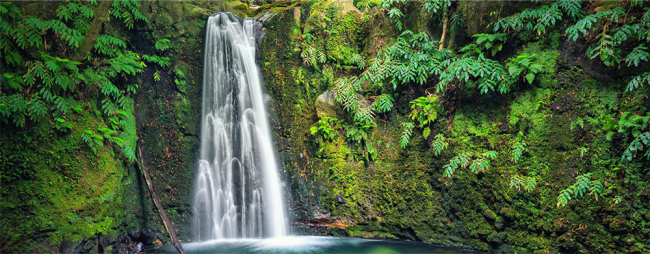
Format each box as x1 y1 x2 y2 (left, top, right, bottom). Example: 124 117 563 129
439 14 449 50
137 142 186 254
69 0 112 62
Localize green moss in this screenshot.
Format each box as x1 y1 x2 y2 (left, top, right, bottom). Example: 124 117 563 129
222 1 249 17
155 12 174 27
0 103 128 251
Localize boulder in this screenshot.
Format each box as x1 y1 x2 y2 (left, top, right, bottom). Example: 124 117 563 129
222 1 249 17
59 240 82 254
140 228 156 245
315 90 338 119
128 230 141 241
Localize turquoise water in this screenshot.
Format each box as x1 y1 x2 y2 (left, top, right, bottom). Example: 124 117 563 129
149 236 478 253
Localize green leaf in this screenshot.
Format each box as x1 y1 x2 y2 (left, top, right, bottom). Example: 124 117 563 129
525 72 535 84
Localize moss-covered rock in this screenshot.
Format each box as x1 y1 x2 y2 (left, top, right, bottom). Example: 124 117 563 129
222 1 250 17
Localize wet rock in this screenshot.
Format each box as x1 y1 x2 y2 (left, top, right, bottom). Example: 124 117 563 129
140 228 156 245
128 230 141 241
336 194 347 204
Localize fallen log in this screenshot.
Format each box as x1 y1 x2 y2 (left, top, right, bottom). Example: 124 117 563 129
137 141 186 254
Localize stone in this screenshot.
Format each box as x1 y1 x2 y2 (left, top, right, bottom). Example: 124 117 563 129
140 228 156 245
315 90 338 119
128 230 141 240
59 240 82 254
222 1 249 17
336 194 347 204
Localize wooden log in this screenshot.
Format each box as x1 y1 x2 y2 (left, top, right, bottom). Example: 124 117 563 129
137 141 186 254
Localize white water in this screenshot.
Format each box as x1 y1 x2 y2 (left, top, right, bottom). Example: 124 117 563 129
193 13 287 240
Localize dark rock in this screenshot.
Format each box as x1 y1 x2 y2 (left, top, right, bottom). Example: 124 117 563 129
59 240 82 254
82 239 95 252
336 194 347 204
140 228 156 245
128 230 141 240
118 233 130 244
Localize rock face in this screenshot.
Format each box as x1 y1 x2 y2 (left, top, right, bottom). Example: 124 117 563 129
315 90 338 118
222 1 249 17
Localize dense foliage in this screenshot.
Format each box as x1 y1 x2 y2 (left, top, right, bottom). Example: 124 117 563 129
263 0 650 253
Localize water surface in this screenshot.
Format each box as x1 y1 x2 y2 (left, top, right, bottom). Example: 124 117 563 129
149 236 478 253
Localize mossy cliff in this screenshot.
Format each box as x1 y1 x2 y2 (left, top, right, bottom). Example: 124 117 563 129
0 1 221 252
258 1 650 253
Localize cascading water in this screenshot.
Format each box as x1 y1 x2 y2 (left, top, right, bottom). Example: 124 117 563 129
192 12 287 240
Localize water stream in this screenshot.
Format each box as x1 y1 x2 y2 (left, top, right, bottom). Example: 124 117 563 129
192 12 287 240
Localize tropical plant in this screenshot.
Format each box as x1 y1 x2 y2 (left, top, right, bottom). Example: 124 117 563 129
557 173 603 207
506 53 544 84
511 140 527 162
409 96 439 138
564 3 650 92
310 117 341 140
473 33 507 56
155 39 171 52
510 174 537 192
493 0 584 35
443 151 498 177
400 122 415 149
431 134 448 156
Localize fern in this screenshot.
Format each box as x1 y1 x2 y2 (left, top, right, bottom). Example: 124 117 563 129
626 72 650 92
506 53 543 84
155 39 171 52
443 152 472 177
354 107 376 125
557 173 603 207
409 96 439 128
301 46 326 67
473 33 507 56
111 0 148 30
622 132 650 161
444 151 496 177
493 2 565 35
437 48 511 94
400 122 414 148
431 134 447 156
510 174 537 192
371 94 394 113
511 140 526 162
143 54 171 68
570 118 584 131
94 35 127 57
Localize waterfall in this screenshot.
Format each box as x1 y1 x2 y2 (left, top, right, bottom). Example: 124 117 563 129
193 13 287 240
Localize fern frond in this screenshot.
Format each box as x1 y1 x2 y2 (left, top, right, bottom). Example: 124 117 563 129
400 122 414 148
